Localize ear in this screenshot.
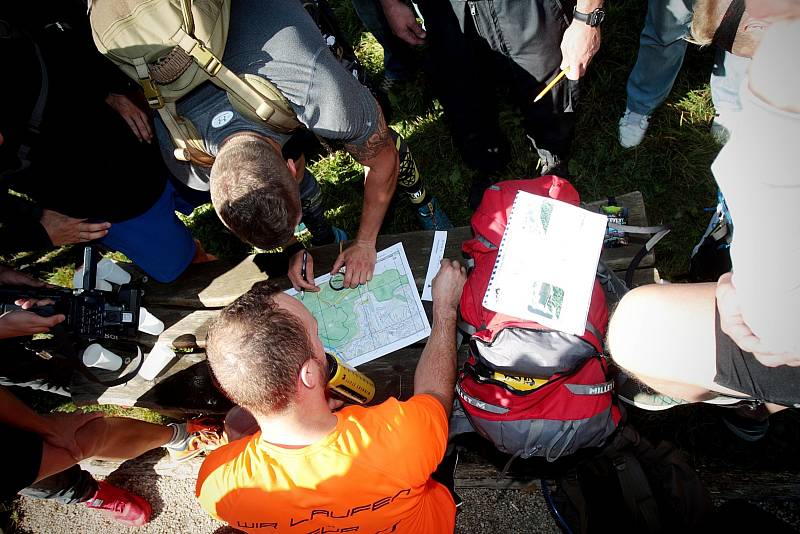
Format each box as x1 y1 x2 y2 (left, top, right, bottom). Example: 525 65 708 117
299 358 320 390
286 158 300 181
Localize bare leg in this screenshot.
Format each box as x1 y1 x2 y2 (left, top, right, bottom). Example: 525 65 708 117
608 282 748 400
35 417 171 482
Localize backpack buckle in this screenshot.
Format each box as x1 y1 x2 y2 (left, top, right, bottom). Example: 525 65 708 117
139 77 164 109
189 42 222 76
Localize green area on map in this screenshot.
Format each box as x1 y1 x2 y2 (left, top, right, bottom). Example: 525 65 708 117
295 268 408 349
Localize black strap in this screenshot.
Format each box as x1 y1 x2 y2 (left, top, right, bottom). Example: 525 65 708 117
32 337 145 387
610 453 663 533
74 345 145 387
713 0 745 53
624 227 671 288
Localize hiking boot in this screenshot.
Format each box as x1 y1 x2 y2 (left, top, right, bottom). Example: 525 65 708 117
616 378 688 411
167 417 227 463
416 197 453 230
722 402 770 442
618 109 650 148
85 480 152 527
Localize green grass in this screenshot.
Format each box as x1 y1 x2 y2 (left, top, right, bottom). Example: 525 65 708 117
307 0 721 277
1 0 723 418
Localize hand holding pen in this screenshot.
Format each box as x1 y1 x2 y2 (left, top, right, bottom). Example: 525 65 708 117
288 246 319 293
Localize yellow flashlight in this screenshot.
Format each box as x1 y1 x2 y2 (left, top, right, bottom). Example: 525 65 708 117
325 352 375 404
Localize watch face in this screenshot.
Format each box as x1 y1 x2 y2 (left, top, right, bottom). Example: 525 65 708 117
590 9 605 26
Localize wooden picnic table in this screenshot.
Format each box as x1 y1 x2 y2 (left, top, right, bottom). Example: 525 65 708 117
73 191 800 501
70 191 658 416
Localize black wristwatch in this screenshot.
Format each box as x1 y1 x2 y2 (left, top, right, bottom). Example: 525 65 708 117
573 7 605 27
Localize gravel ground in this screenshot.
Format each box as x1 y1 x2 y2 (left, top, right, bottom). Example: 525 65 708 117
14 475 559 534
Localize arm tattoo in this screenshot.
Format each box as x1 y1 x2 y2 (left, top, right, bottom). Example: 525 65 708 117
345 104 391 163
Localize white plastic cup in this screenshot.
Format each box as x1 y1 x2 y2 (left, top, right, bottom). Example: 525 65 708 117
82 343 123 372
97 258 131 285
138 343 176 381
72 259 130 290
137 306 165 336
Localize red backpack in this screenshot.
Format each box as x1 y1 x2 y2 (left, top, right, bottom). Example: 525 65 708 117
455 177 622 462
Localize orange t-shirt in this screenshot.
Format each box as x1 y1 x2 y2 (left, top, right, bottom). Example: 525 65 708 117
196 394 456 533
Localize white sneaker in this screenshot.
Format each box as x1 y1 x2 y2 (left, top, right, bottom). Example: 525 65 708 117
710 110 740 144
618 109 650 149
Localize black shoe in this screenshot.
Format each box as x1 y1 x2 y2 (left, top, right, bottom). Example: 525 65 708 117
722 403 770 442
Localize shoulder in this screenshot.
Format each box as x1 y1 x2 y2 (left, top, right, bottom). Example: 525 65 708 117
345 395 447 433
196 435 256 498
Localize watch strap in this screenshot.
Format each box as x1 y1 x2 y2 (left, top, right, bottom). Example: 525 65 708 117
572 7 605 27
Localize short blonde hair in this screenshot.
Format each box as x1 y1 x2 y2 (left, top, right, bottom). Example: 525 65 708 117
690 0 760 56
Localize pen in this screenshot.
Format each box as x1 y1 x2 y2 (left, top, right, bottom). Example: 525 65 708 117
300 249 308 297
534 66 570 103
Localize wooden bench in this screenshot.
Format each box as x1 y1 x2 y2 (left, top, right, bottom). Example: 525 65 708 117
70 191 658 415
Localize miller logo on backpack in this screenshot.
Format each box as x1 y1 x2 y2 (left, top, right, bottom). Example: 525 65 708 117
453 177 622 462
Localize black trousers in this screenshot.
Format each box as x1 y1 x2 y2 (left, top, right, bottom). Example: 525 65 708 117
418 0 579 172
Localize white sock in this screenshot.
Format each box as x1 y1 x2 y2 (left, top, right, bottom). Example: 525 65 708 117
164 422 189 450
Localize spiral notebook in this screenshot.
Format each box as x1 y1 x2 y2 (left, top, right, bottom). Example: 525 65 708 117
482 191 608 336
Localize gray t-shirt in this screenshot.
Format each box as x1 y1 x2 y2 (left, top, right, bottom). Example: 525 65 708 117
157 0 380 190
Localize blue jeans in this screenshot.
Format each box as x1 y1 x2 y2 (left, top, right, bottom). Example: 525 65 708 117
625 0 693 116
626 0 749 117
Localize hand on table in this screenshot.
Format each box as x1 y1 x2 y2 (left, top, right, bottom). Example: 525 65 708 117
431 259 467 315
41 412 105 461
331 241 377 289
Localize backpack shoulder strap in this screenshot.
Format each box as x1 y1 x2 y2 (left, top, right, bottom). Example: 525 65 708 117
608 452 662 533
171 24 301 134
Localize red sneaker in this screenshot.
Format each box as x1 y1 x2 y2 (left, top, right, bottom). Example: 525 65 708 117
85 480 152 527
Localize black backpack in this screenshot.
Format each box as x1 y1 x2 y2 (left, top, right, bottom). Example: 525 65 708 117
542 424 714 534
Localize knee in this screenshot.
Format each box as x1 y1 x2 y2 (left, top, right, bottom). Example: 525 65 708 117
607 286 657 374
74 417 111 460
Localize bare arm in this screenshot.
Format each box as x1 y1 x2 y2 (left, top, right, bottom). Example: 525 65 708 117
334 108 398 288
560 0 604 80
413 260 467 417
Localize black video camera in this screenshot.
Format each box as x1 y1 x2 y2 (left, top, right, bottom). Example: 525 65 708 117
0 247 143 341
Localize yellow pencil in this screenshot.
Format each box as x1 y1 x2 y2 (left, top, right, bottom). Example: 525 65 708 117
534 67 570 103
